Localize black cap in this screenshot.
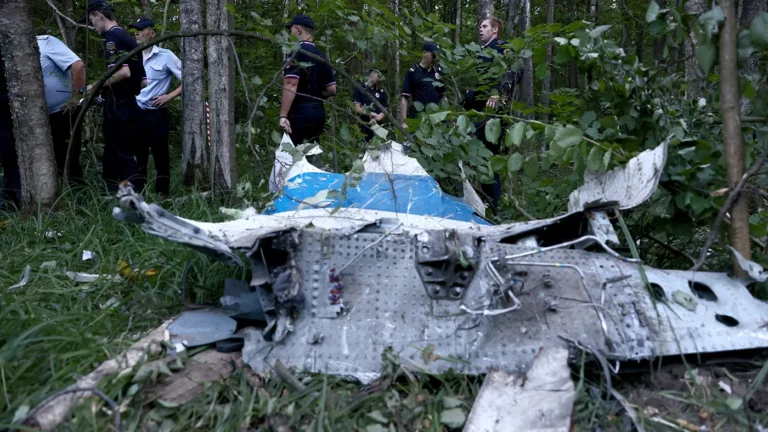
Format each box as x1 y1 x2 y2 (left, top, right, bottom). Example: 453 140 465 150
422 42 442 54
82 0 112 22
129 17 155 30
285 14 315 30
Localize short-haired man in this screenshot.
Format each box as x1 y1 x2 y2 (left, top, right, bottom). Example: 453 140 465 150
279 14 337 149
130 17 182 196
86 0 147 192
400 42 445 129
353 67 388 142
37 35 86 182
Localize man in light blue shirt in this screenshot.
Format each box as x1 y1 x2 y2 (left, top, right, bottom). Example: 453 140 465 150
129 17 182 195
37 35 86 182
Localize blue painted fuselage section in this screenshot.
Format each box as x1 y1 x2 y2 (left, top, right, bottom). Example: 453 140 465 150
266 172 490 225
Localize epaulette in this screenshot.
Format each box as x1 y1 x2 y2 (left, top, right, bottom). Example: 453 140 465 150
36 35 50 40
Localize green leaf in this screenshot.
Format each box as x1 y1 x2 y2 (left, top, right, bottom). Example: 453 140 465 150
490 155 507 172
429 111 449 125
457 115 474 135
485 118 502 144
541 155 552 170
646 0 660 23
271 130 282 145
554 125 583 148
586 146 603 172
726 397 744 410
508 153 523 172
738 29 756 63
509 122 526 146
602 149 612 170
510 38 526 52
443 396 463 409
590 25 613 38
340 123 353 142
750 12 768 48
367 410 388 423
413 101 425 112
157 400 181 409
250 75 262 85
371 125 389 139
523 154 539 178
440 408 467 428
696 41 718 75
553 37 569 45
689 195 710 216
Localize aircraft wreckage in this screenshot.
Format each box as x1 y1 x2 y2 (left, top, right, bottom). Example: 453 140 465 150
114 135 768 384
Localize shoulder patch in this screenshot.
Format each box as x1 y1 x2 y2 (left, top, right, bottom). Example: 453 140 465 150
36 35 50 40
106 41 117 55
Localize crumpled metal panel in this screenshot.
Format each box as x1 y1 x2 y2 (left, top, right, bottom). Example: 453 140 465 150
567 140 669 213
242 229 768 383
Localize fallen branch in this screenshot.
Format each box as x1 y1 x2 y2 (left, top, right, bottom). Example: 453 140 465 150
690 153 767 272
45 0 92 30
22 387 121 432
22 319 172 431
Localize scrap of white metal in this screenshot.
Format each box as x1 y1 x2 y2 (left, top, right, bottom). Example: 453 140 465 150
112 139 768 384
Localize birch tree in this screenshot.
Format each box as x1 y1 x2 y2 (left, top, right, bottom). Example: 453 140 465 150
180 0 208 187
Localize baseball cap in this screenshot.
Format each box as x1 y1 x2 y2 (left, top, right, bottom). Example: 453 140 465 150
422 42 443 54
285 14 315 30
82 0 112 22
128 17 155 30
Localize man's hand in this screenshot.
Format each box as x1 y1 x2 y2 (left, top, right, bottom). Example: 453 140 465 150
374 113 386 122
279 117 292 134
152 94 174 107
486 95 501 109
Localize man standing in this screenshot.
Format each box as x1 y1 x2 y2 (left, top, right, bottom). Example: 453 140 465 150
37 35 86 182
399 42 445 129
464 17 517 212
279 14 336 148
130 17 182 196
86 0 146 192
353 67 388 142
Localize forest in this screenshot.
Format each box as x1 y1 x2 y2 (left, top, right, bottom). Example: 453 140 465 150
0 0 767 429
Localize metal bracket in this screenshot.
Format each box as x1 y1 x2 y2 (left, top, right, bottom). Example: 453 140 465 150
414 230 478 300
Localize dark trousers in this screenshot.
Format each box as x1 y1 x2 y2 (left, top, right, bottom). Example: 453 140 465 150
49 108 84 183
0 108 19 209
475 118 503 213
102 97 141 193
288 103 325 146
136 108 170 195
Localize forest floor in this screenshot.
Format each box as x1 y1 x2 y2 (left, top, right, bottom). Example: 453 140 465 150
1 183 767 431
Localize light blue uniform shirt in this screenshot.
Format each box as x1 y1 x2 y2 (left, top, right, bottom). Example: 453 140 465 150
137 46 182 110
37 35 81 114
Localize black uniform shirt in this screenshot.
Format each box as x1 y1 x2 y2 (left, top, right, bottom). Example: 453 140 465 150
465 37 508 111
283 41 336 107
401 62 445 114
353 82 388 121
102 26 146 100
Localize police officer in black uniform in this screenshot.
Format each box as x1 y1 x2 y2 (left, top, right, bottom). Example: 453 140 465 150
85 0 146 192
463 17 519 212
353 67 388 142
279 14 337 148
399 42 445 128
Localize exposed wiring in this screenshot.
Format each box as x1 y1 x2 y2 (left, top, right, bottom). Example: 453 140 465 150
504 235 641 263
460 290 522 316
338 222 404 274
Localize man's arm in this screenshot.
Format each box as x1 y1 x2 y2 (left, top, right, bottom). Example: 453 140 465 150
321 83 336 99
400 96 409 125
70 60 85 93
279 77 299 134
153 52 183 106
152 84 182 107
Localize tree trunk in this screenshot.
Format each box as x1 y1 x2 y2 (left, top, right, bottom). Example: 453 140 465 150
653 0 666 64
503 0 518 37
520 0 534 108
141 0 153 19
738 0 765 114
0 0 58 212
718 0 750 277
391 0 402 119
568 60 578 89
685 0 706 99
180 0 208 187
206 0 238 191
477 0 493 23
455 0 462 46
541 0 555 120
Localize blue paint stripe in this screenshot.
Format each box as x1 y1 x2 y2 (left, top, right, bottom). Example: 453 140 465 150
266 172 491 225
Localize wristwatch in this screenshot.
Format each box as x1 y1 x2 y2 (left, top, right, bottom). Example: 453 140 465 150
77 87 85 95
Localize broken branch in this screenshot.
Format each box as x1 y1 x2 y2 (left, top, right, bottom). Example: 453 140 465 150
690 153 766 272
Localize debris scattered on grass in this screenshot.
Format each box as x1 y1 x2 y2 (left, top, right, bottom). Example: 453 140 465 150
66 271 122 283
39 260 57 270
6 265 31 293
718 380 732 394
82 250 97 261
